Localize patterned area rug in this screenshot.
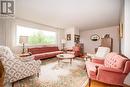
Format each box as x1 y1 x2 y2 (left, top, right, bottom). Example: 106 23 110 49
13 58 88 87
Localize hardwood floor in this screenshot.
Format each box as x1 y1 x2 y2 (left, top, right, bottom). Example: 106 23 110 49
86 80 130 87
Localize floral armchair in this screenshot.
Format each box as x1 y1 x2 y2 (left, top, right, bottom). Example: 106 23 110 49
0 46 41 85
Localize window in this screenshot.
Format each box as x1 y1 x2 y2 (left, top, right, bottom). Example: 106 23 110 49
16 25 57 45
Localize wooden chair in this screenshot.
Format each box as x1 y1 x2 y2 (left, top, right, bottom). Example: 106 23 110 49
67 43 84 57
0 61 4 87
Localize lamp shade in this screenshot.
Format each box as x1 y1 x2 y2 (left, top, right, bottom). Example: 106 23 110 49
61 39 66 44
19 36 28 44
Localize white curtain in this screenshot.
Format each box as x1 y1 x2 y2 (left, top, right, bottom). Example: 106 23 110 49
0 18 17 53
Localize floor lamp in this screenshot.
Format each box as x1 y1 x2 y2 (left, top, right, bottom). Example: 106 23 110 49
19 36 28 54
61 39 66 51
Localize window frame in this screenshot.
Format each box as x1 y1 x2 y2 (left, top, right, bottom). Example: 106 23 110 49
16 25 58 46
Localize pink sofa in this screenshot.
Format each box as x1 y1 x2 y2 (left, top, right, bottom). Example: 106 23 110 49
28 46 63 60
85 52 130 86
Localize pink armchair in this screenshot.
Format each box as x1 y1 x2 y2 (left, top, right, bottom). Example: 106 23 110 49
67 44 81 57
85 52 130 86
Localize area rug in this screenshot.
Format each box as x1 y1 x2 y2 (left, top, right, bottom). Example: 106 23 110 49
13 58 88 87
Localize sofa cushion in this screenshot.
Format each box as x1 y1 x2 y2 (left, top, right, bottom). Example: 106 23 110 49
28 47 59 54
34 51 63 60
34 53 46 60
104 53 127 69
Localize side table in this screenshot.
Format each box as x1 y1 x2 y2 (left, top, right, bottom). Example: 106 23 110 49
19 53 31 57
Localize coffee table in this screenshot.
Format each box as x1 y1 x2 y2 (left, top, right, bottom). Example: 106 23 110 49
56 54 75 64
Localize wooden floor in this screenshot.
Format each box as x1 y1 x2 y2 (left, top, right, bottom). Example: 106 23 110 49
86 80 130 87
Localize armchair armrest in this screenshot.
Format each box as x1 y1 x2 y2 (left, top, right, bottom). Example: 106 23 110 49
99 66 123 73
13 56 41 66
84 53 94 61
92 58 104 64
19 56 34 62
96 66 125 85
87 53 95 58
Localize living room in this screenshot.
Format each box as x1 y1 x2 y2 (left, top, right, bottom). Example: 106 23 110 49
0 0 130 87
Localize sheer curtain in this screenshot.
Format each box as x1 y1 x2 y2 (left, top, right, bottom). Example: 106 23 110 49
0 18 17 53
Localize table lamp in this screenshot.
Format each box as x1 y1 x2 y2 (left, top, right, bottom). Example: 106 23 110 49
19 36 28 54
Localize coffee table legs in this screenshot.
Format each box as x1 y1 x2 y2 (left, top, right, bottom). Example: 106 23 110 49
57 58 73 65
58 58 60 65
70 58 72 64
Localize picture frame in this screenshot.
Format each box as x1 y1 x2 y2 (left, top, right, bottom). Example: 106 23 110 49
67 34 71 40
74 35 80 43
90 34 100 41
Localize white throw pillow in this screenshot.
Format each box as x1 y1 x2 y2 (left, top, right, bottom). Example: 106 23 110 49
95 47 110 58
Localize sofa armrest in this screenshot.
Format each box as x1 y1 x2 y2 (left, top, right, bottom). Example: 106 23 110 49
92 58 104 64
99 66 123 73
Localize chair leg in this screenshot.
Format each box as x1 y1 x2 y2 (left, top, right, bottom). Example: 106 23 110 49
37 73 39 77
84 65 86 70
12 82 14 87
88 78 91 87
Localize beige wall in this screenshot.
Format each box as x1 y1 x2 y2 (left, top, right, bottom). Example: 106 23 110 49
80 26 119 53
0 20 6 45
65 27 79 49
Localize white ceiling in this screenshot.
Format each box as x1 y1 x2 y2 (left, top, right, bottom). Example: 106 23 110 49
15 0 122 30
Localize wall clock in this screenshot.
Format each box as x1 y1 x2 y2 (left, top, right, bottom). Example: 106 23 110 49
90 34 100 41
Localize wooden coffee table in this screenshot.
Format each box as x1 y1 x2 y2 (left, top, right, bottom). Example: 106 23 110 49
56 54 75 64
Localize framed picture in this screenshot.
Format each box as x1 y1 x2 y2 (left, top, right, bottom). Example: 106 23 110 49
67 34 71 40
119 22 123 38
74 35 80 43
90 34 100 41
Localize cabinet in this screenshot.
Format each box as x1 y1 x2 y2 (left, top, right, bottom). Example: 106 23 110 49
101 38 113 52
79 43 84 55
